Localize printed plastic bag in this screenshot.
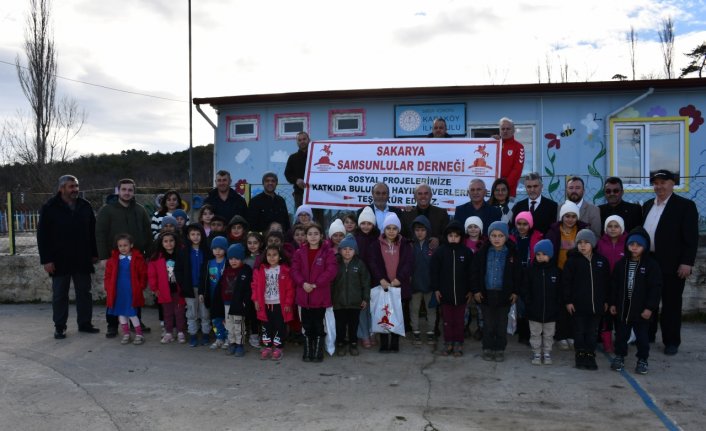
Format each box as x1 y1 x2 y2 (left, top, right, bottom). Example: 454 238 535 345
324 306 336 356
507 303 517 335
370 286 405 337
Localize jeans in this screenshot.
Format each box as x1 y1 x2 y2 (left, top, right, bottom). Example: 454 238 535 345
616 318 650 360
479 304 509 351
52 273 93 329
334 308 360 345
410 292 436 334
572 314 601 353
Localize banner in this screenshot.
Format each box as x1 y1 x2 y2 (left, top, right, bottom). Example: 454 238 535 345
303 139 501 212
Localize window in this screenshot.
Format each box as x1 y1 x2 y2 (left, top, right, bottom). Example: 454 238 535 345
610 118 688 190
275 113 310 140
329 109 366 137
470 124 536 184
226 115 260 142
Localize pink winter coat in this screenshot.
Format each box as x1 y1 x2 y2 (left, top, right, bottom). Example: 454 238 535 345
251 264 295 322
291 242 338 308
596 232 627 273
147 255 185 305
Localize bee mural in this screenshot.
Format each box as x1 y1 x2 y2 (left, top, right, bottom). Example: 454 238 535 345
560 124 575 137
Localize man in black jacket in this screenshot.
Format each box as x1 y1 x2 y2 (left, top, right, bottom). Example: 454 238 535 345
511 172 558 235
642 169 699 356
37 175 100 339
247 172 291 233
204 170 248 223
599 177 642 234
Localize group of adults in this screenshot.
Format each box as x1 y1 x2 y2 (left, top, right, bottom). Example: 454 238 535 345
38 117 698 357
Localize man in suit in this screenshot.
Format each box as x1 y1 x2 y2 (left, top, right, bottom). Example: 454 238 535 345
357 182 405 235
453 179 501 236
511 172 558 235
564 176 601 237
642 169 698 356
400 183 450 248
598 176 642 234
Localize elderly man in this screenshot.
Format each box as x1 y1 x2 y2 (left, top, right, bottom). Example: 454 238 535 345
357 182 405 234
564 176 601 237
498 117 525 197
37 175 99 339
204 170 248 223
453 179 501 236
427 118 452 138
247 172 291 233
400 183 450 248
95 178 152 337
642 169 698 356
510 173 558 235
598 176 642 234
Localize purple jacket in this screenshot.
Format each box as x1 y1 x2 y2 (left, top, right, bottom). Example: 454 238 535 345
291 242 338 308
367 235 415 300
596 232 627 273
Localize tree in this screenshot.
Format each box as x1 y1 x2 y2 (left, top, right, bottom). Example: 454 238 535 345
658 17 675 79
627 26 638 80
680 42 706 78
6 0 85 178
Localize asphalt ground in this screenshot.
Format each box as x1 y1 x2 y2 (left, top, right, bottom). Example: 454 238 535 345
0 304 704 431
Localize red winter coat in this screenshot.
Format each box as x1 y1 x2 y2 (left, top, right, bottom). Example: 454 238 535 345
147 254 185 305
500 137 525 197
251 264 295 322
291 242 338 308
104 248 147 308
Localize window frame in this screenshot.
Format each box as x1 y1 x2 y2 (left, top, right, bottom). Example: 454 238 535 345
328 108 366 137
609 116 689 192
225 114 260 142
275 112 310 140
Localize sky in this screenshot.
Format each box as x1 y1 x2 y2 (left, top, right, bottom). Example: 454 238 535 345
1 0 706 159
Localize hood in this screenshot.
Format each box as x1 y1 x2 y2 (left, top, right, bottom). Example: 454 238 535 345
411 215 431 233
443 220 465 237
227 214 249 231
624 226 651 253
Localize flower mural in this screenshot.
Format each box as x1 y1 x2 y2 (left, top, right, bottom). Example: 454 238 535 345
234 179 248 196
679 104 704 133
646 106 667 117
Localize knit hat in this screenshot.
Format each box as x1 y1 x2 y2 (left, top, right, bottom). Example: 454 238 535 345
339 234 358 253
358 206 376 225
383 213 401 231
295 205 313 219
464 216 483 233
488 220 509 237
575 229 597 248
328 219 345 237
534 239 554 258
210 236 228 251
227 243 245 260
559 201 581 220
162 215 177 227
172 209 188 220
604 215 625 234
514 211 534 229
626 232 648 249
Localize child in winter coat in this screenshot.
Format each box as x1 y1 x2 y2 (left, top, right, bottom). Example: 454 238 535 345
471 221 521 362
244 231 264 270
226 215 249 247
205 243 252 357
252 245 295 361
197 204 215 237
464 216 485 340
596 215 627 353
148 232 186 344
521 239 562 365
610 228 662 375
327 219 346 254
331 235 371 356
563 229 610 370
431 220 473 357
368 213 414 353
175 224 212 347
205 236 228 349
410 215 435 346
105 233 148 345
291 222 338 362
354 206 380 348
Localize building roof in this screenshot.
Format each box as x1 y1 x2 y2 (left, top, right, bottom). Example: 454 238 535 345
193 78 706 107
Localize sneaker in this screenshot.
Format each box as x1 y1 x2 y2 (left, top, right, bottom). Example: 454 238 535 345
249 334 260 348
227 344 237 355
54 328 66 340
531 353 542 365
105 326 118 339
336 344 347 356
78 325 100 334
210 339 224 350
189 334 198 347
567 339 575 350
200 333 211 346
234 344 246 357
271 348 283 361
349 343 359 356
635 359 648 375
558 339 571 351
482 349 494 361
261 347 272 360
611 355 625 372
177 332 186 344
133 335 145 345
585 352 598 370
160 333 173 344
121 333 131 345
426 332 436 345
664 345 678 356
542 353 553 365
221 340 230 350
494 351 505 362
412 332 422 346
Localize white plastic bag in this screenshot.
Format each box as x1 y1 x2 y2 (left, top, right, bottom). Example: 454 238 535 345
324 306 336 356
370 286 405 337
507 303 517 335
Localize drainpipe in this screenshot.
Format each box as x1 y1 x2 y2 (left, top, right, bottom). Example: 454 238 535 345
195 103 218 187
604 87 655 176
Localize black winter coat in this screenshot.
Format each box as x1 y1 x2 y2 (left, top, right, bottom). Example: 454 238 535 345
562 250 610 316
175 245 212 298
470 242 521 307
430 243 473 306
204 265 252 319
37 193 97 276
521 261 562 323
204 188 248 225
610 256 662 324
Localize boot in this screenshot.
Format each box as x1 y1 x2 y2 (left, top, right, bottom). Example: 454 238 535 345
379 334 390 353
585 352 598 370
390 334 400 352
601 331 614 353
313 336 324 362
302 335 311 362
575 351 586 370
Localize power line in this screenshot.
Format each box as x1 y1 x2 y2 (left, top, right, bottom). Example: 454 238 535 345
0 59 188 103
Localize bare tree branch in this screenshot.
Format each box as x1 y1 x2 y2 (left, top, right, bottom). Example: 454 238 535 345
658 17 675 79
627 26 638 80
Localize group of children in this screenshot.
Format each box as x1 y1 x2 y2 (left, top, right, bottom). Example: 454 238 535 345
103 200 661 375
